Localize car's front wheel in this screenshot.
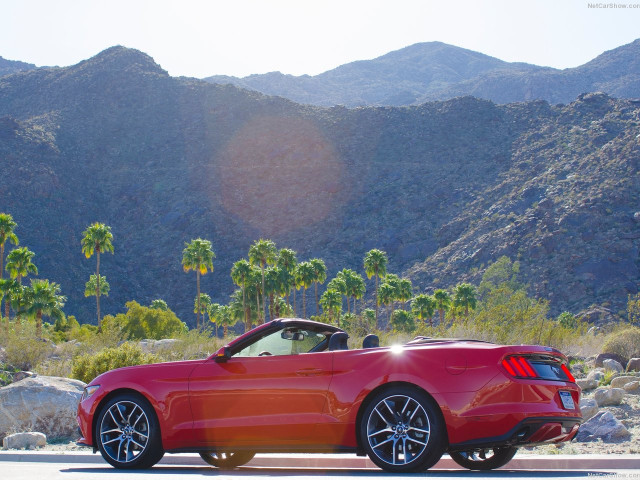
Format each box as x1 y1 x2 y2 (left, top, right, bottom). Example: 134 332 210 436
360 386 445 473
96 393 164 469
199 451 256 468
449 447 518 470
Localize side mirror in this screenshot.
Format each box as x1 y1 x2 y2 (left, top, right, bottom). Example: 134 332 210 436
214 346 231 363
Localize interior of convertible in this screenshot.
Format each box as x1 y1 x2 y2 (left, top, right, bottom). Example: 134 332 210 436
232 325 379 358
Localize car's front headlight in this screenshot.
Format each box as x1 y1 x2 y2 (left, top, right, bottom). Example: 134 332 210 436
82 384 100 401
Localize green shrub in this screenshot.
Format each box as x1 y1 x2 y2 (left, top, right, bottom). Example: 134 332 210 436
71 342 161 384
0 321 55 370
601 326 640 359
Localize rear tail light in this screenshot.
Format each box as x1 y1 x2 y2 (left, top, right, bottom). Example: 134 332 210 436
501 354 575 382
502 356 539 378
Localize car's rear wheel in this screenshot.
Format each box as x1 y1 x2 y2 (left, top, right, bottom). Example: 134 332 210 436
449 447 518 470
360 386 445 473
199 451 256 468
96 393 164 469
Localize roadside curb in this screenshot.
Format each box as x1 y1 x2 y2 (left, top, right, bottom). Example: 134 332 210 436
1 451 639 470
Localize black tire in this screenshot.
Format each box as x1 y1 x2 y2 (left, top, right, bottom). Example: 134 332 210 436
360 386 445 473
95 392 164 469
199 451 256 468
449 447 518 470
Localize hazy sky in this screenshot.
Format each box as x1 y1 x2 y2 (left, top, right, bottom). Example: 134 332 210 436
2 0 639 78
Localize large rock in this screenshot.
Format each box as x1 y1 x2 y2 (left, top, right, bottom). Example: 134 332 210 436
627 358 640 372
587 369 605 383
576 378 598 391
624 381 640 394
594 387 626 406
2 432 46 449
603 359 624 373
576 411 630 442
579 398 599 421
611 376 638 389
596 353 627 368
0 376 85 442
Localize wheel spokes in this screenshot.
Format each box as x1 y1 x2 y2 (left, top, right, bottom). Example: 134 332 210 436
100 400 150 464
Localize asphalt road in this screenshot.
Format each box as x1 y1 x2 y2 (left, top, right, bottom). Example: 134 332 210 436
3 455 640 480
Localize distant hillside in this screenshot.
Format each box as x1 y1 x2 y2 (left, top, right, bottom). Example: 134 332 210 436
205 40 640 106
0 46 638 325
0 56 37 77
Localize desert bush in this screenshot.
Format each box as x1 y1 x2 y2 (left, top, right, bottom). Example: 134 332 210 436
153 327 222 362
0 321 55 370
601 326 640 359
71 342 160 383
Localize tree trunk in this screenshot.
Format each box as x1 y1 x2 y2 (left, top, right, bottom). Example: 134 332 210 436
0 243 4 280
96 248 102 332
302 287 307 318
36 311 42 338
353 297 357 315
269 293 274 321
439 308 444 325
196 270 201 329
374 274 379 325
293 288 297 317
260 262 266 323
314 282 319 316
242 282 247 329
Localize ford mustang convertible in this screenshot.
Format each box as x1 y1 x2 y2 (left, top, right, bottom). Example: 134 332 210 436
77 318 582 473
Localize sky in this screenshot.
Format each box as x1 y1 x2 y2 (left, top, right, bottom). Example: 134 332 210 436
2 0 639 78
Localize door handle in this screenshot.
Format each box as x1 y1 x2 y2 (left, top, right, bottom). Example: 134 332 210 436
295 368 324 376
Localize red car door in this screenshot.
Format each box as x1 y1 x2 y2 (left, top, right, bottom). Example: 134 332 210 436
189 351 333 447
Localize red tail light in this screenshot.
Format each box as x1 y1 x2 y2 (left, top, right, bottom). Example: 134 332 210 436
560 364 575 383
502 355 539 378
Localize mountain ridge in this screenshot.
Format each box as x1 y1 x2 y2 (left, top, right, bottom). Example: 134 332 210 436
204 39 640 106
0 47 638 325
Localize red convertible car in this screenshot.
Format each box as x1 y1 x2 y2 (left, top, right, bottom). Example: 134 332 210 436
77 318 581 473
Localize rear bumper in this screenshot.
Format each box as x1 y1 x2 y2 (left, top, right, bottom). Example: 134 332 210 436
448 416 582 452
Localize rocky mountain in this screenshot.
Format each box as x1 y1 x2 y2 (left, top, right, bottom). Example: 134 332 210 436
205 40 640 106
0 46 638 325
0 56 37 77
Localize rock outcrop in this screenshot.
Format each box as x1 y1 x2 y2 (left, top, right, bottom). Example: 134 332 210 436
576 411 631 442
2 432 46 449
0 376 85 442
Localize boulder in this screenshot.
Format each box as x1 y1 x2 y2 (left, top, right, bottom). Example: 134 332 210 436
610 376 638 389
594 387 626 406
579 398 599 421
0 376 85 442
603 359 624 373
576 378 598 391
587 369 605 383
2 432 46 449
596 353 627 368
624 381 640 394
0 346 6 362
576 411 630 443
627 358 640 372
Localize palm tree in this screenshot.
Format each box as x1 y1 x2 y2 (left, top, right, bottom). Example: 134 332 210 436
327 276 347 315
6 246 37 284
248 267 263 324
248 239 277 323
336 269 365 314
276 248 297 309
0 278 19 324
24 279 66 338
364 249 388 324
195 293 212 329
310 258 327 316
433 289 452 325
182 238 215 329
379 273 401 322
84 274 110 300
231 259 252 331
264 266 282 321
453 283 478 318
295 261 315 318
378 282 396 326
0 213 19 280
150 299 169 311
320 289 342 326
398 278 413 310
391 310 416 333
412 294 436 327
81 222 114 331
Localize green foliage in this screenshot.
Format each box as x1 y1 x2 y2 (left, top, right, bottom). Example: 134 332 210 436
557 311 578 329
601 326 640 359
0 321 55 370
628 293 640 326
102 300 187 340
5 246 37 282
71 342 161 384
390 310 416 333
478 256 521 298
81 223 114 259
84 274 109 297
150 299 168 310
